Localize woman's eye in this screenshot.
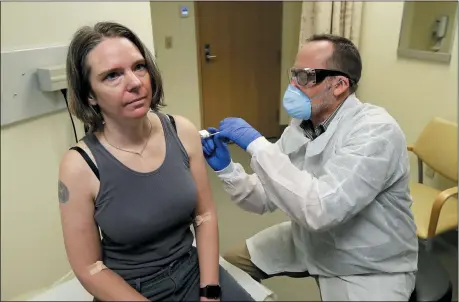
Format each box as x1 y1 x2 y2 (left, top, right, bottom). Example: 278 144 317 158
105 72 120 81
135 63 147 71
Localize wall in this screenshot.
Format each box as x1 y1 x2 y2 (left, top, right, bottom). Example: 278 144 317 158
0 2 154 300
149 1 302 128
408 1 457 52
357 2 458 189
279 2 303 125
150 2 202 128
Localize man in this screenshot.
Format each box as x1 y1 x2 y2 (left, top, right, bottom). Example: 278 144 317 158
201 34 418 301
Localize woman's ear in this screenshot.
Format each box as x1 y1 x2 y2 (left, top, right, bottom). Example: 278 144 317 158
88 95 97 106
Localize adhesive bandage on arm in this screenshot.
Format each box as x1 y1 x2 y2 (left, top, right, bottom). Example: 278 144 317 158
88 261 107 275
194 212 212 227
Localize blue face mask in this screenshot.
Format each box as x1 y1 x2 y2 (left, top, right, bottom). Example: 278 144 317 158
282 84 312 120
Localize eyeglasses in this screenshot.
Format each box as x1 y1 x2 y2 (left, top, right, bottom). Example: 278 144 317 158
288 68 353 87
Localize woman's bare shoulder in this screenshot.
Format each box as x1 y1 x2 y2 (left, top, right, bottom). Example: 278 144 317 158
59 140 98 188
166 114 201 156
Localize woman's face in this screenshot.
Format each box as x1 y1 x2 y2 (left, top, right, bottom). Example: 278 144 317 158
86 37 153 122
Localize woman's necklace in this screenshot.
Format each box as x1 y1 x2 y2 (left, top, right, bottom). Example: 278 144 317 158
103 118 153 157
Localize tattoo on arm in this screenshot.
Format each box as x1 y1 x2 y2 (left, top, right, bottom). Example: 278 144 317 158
58 180 70 203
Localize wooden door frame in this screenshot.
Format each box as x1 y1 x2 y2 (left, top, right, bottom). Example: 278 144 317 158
193 1 206 129
193 2 284 132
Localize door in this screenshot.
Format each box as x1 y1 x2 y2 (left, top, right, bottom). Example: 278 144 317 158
196 1 283 138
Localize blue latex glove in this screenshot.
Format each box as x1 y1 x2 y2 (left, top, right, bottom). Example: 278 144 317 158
201 127 231 171
219 118 262 150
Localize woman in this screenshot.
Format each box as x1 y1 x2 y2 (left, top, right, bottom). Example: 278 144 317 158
58 21 254 301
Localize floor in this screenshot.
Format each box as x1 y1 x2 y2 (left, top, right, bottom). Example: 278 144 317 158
431 231 458 301
209 145 458 301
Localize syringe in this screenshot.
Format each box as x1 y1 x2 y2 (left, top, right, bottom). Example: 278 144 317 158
199 129 220 139
199 130 232 144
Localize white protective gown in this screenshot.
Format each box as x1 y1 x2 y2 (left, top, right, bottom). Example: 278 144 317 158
216 94 418 279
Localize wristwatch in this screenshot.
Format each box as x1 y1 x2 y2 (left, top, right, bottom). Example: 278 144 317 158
200 284 221 299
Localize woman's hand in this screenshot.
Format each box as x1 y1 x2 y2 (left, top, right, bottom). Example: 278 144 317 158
200 297 220 302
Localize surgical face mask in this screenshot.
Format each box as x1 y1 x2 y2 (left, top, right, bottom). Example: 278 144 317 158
282 84 313 120
282 81 342 120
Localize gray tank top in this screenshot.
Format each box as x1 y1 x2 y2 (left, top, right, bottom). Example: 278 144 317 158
82 112 197 280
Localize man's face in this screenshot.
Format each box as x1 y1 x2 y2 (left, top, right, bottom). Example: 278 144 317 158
291 41 341 120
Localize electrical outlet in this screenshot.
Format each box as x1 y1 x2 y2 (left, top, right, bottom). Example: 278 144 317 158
425 166 435 179
165 36 173 49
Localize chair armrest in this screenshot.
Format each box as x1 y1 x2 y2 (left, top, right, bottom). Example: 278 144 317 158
428 186 458 237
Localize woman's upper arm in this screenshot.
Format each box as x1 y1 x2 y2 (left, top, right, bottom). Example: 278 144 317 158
58 150 102 279
173 115 216 214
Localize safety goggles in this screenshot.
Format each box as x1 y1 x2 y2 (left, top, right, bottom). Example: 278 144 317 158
288 67 353 87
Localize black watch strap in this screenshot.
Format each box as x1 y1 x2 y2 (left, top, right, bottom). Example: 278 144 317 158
200 285 221 299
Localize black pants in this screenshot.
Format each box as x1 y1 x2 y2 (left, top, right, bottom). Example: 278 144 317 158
95 247 255 301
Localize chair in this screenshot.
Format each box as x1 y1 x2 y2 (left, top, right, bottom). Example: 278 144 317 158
407 117 458 241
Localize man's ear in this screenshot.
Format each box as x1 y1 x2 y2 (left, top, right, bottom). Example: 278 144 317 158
333 77 349 97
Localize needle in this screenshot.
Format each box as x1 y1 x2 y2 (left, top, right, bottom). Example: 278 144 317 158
199 130 231 143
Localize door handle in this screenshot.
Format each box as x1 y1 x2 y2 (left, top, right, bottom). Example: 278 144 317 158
204 43 217 62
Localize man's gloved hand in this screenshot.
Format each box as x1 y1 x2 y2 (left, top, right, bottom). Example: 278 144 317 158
219 118 262 150
201 127 231 171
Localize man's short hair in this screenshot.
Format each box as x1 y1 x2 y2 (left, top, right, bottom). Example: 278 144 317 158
306 34 362 93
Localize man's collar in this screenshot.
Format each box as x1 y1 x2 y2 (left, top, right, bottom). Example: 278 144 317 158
319 99 346 130
300 96 348 140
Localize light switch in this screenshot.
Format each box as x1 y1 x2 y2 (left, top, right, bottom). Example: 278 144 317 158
180 5 189 18
165 36 173 49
